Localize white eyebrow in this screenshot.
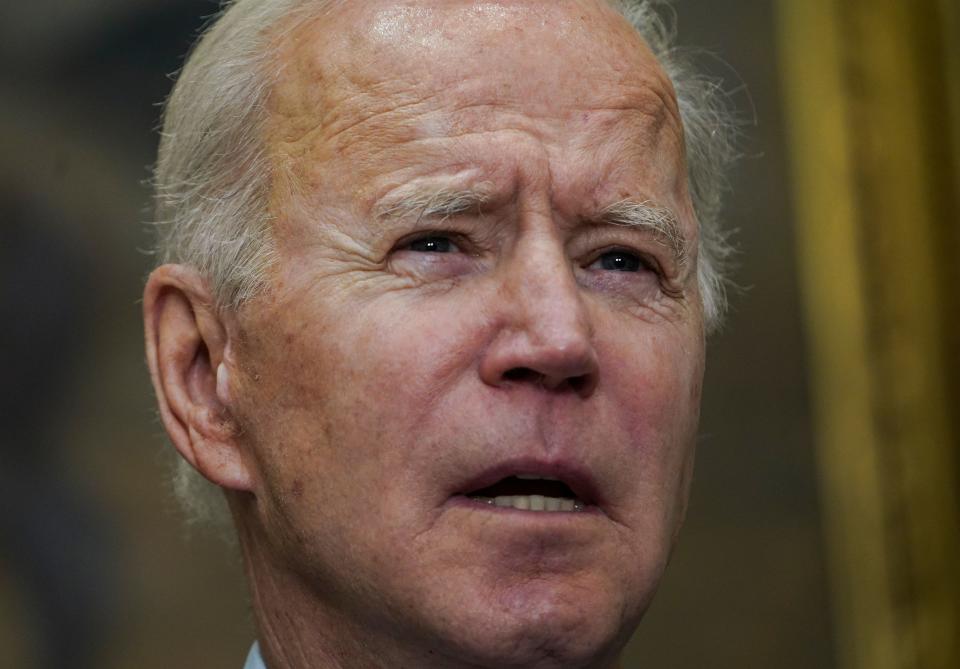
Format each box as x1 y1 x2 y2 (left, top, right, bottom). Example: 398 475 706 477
375 185 492 222
599 199 690 267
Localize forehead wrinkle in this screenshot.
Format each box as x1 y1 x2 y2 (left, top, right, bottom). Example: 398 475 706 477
266 0 686 162
273 0 681 123
264 0 692 239
273 75 676 160
270 89 440 163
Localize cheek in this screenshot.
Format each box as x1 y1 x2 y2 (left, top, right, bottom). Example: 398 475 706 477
240 288 480 483
596 320 703 501
602 317 702 424
236 288 493 583
318 302 483 433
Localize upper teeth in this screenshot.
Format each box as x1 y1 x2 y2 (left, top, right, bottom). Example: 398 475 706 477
470 494 585 512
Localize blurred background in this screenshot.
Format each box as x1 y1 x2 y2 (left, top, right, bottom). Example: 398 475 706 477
0 1 955 668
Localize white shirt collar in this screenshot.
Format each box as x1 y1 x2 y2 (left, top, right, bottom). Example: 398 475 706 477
244 642 267 669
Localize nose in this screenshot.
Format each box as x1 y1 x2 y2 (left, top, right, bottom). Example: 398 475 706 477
478 233 599 398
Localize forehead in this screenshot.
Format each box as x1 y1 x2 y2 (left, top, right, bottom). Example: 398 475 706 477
266 0 686 210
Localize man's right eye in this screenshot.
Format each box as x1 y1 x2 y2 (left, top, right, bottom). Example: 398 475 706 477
389 233 480 281
405 236 458 253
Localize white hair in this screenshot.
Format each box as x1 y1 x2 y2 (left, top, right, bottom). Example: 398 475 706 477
153 0 739 526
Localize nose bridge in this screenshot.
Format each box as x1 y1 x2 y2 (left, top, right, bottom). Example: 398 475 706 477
504 228 590 345
478 215 599 395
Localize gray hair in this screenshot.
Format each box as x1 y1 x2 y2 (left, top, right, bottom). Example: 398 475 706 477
153 0 738 526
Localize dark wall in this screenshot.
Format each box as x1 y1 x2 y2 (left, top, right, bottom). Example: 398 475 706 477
627 2 833 666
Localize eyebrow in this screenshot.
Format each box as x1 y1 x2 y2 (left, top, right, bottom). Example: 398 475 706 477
598 199 689 268
375 185 491 222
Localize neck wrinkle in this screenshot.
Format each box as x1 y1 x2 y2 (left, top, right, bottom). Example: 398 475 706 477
233 504 419 669
234 505 342 669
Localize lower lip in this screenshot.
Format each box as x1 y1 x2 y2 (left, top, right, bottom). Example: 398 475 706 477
446 495 605 518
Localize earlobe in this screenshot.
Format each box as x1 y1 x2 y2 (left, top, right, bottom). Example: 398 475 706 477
143 265 254 493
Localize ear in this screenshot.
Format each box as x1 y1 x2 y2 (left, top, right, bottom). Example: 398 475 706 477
143 264 253 492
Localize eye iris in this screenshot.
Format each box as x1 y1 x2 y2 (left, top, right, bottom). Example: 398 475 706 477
409 237 453 253
600 252 641 272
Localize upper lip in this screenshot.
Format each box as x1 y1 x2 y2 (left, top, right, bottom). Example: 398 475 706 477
453 456 605 508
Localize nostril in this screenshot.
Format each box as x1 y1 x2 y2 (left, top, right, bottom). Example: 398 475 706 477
502 367 594 395
568 374 590 393
503 367 539 383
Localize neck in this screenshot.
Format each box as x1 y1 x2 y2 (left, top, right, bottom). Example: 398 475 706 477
235 510 463 669
235 519 374 669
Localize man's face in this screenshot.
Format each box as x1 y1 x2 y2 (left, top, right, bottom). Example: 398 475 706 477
232 0 704 665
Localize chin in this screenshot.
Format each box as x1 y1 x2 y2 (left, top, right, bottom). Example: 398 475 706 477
429 575 645 669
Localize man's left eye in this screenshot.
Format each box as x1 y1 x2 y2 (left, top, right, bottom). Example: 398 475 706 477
406 236 458 253
591 250 644 272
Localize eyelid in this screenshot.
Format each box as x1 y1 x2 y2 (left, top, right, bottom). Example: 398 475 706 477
392 229 475 255
583 245 662 275
574 225 682 275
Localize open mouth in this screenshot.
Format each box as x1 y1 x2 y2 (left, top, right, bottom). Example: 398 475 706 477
465 474 587 512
